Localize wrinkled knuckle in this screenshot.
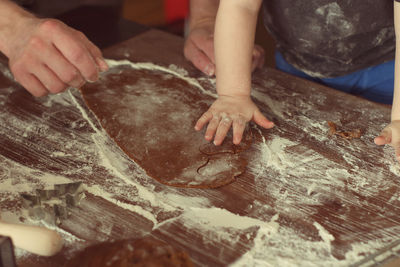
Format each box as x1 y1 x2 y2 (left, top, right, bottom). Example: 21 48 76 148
28 36 46 51
200 114 209 122
211 113 221 121
235 114 246 125
70 49 87 64
220 114 232 124
40 19 62 33
75 30 86 39
220 119 231 127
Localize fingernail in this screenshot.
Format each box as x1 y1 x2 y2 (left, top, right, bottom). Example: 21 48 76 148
71 78 85 88
87 74 99 83
203 64 215 76
96 58 109 72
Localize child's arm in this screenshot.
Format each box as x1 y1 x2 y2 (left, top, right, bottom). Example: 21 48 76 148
374 1 400 161
195 0 274 145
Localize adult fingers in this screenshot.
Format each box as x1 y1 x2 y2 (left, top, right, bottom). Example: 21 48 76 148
16 73 48 97
214 115 233 145
38 44 85 88
191 32 215 63
251 45 265 72
77 31 108 72
46 21 99 82
31 64 68 94
184 39 215 76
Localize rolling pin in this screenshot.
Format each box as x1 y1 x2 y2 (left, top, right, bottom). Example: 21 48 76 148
0 220 63 256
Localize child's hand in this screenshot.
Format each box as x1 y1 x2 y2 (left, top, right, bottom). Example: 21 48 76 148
374 120 400 162
195 95 274 145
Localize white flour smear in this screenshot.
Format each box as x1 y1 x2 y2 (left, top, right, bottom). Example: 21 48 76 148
0 59 398 266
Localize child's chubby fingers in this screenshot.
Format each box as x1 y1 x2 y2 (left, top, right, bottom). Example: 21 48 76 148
204 114 221 141
374 129 392 146
195 111 213 131
374 122 400 146
232 114 246 145
253 109 274 129
375 121 400 162
213 114 233 145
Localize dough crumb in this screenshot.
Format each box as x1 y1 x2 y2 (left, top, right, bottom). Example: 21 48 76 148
327 121 361 139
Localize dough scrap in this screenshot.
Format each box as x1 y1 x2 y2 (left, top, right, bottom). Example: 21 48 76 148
65 236 193 267
79 62 251 188
327 121 362 139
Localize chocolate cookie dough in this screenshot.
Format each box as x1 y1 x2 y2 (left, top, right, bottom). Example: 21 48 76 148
65 236 193 267
327 121 362 139
79 61 250 188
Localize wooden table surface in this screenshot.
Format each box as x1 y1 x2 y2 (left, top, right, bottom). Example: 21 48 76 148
1 28 400 267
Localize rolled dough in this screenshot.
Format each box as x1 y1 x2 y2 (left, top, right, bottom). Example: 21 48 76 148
65 236 193 267
79 61 251 188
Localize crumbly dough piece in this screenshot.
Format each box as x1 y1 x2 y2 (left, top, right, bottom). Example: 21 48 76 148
327 121 362 139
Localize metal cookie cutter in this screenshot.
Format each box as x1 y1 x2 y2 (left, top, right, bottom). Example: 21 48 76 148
0 236 16 267
21 181 85 225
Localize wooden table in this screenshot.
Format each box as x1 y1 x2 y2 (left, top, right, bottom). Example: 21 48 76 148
1 27 400 267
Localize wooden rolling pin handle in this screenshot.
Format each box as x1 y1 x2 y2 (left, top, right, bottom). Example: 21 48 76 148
0 221 63 256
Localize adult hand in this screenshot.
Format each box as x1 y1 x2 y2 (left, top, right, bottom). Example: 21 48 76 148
195 95 274 145
374 120 400 162
184 24 265 76
4 17 108 97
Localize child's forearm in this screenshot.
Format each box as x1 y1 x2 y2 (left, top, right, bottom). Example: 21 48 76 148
392 1 400 120
214 0 262 97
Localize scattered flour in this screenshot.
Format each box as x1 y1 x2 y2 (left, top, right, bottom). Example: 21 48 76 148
0 59 398 266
